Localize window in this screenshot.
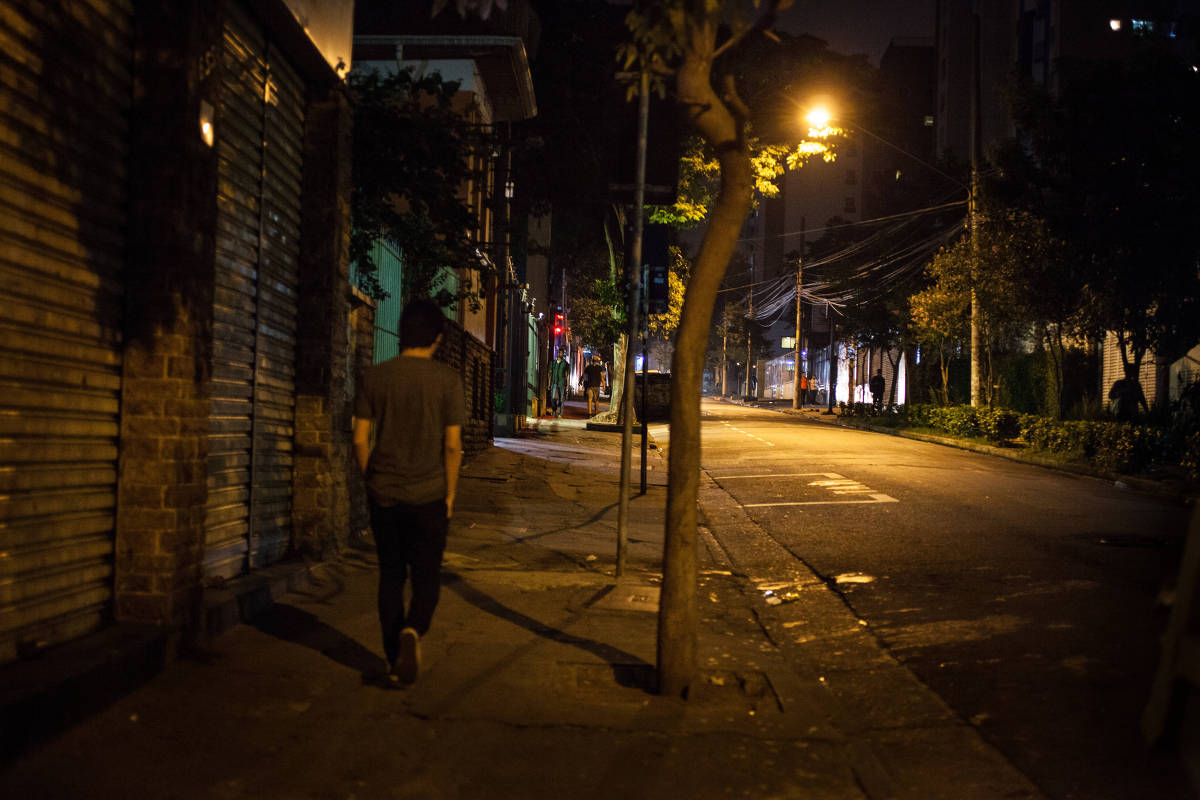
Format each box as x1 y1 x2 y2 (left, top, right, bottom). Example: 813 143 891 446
844 170 857 185
844 196 856 213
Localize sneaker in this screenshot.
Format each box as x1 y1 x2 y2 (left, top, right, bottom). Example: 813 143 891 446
394 627 420 684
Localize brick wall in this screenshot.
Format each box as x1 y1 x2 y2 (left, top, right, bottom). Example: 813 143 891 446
114 2 221 629
292 87 354 560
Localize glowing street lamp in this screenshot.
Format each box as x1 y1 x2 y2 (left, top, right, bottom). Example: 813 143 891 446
805 105 831 128
801 103 839 139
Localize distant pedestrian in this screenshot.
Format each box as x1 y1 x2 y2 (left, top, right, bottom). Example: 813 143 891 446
583 354 606 416
1109 369 1149 422
799 374 808 406
549 352 568 417
353 299 465 685
869 369 885 412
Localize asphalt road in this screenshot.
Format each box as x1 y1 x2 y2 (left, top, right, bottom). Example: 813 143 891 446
697 400 1195 800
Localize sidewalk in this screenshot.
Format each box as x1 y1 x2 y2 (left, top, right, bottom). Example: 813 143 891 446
1 419 1041 799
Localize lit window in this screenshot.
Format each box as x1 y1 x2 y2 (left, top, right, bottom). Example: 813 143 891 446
924 115 934 127
1109 19 1122 31
1132 19 1155 34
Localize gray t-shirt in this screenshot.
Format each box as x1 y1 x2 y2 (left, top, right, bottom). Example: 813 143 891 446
354 356 466 506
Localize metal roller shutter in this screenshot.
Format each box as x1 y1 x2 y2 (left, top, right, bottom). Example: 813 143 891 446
205 4 303 581
0 0 133 664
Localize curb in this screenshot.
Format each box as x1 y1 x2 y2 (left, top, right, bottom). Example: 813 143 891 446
696 470 1046 799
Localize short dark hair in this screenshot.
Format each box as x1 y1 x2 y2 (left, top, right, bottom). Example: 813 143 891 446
399 299 445 348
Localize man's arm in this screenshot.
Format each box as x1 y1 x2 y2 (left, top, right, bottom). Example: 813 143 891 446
352 417 372 473
443 424 463 518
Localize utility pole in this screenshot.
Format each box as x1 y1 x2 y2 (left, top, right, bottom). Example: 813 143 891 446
825 302 836 413
792 257 802 409
791 220 806 410
640 263 648 495
968 6 983 407
745 284 753 397
616 69 648 578
721 326 727 396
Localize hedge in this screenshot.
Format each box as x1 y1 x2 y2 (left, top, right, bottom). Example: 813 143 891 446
844 402 1174 476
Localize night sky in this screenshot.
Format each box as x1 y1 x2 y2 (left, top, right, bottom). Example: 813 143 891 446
777 0 937 63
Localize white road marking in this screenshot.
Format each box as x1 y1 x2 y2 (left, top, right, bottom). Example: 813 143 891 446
713 472 837 479
713 423 775 447
744 494 898 507
713 471 899 507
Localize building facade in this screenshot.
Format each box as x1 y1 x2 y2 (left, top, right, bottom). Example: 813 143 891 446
0 0 359 664
351 0 542 437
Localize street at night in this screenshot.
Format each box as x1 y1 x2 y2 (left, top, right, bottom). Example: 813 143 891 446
696 402 1194 799
4 0 1200 797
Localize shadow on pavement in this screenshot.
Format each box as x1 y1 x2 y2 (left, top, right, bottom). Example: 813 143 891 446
249 603 385 683
444 571 654 692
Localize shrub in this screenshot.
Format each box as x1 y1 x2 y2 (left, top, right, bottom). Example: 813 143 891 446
978 408 1021 444
899 403 1189 478
1089 423 1161 474
1183 432 1200 481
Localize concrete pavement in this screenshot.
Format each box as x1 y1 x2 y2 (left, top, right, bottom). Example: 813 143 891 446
1 404 1043 799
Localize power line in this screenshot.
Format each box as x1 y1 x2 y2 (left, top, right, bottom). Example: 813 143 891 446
735 198 967 247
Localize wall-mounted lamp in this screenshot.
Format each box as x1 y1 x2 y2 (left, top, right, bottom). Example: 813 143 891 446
199 99 215 147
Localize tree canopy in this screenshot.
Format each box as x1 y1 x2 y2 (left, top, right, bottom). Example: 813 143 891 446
348 66 488 305
998 38 1200 374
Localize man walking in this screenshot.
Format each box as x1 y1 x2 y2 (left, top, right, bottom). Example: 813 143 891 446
353 299 465 684
583 354 606 416
869 368 886 413
549 352 568 417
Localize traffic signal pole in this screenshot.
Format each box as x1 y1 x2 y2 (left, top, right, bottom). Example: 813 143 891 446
616 69 649 578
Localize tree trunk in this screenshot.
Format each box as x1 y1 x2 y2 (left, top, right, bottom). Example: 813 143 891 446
985 331 995 407
939 342 950 404
886 347 899 407
658 43 754 699
1044 324 1065 419
594 334 630 424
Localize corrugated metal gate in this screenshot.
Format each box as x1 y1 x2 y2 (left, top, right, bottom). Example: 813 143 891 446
0 0 133 663
205 4 305 582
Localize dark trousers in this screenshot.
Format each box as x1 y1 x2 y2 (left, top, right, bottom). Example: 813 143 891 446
369 498 448 663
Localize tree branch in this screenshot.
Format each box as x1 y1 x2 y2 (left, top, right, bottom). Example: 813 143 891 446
712 0 782 60
721 74 751 129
